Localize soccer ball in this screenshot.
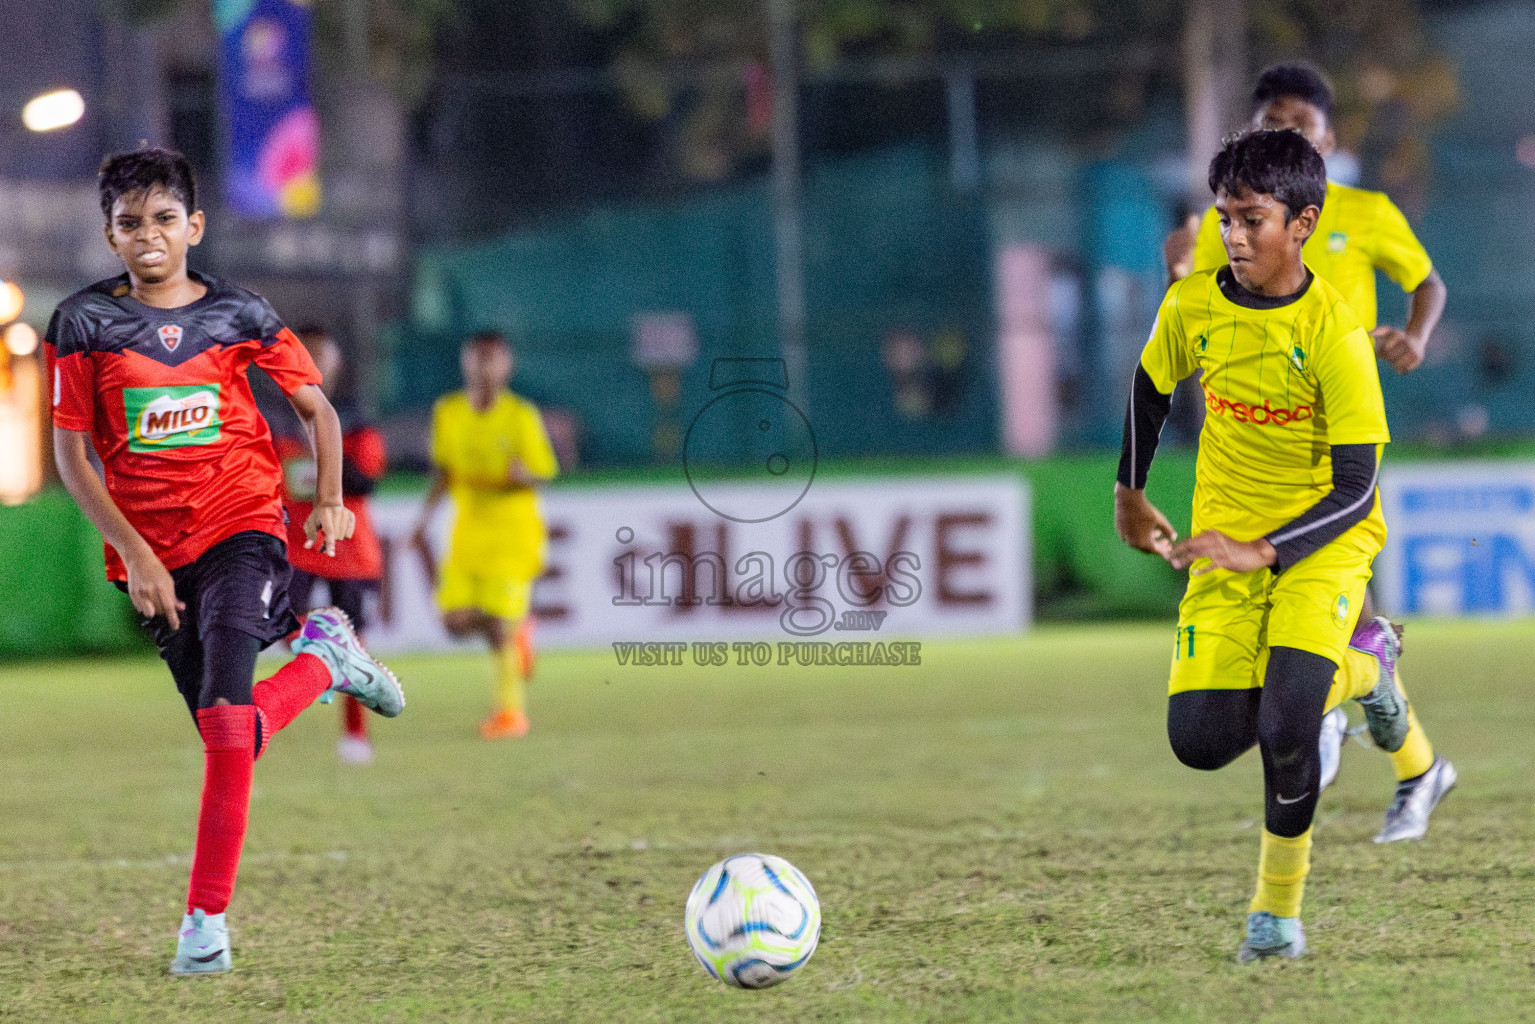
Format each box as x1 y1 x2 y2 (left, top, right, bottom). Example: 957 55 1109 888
683 852 821 988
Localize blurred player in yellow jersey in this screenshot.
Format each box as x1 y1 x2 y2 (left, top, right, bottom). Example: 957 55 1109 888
1163 63 1451 844
411 331 558 739
1166 63 1448 369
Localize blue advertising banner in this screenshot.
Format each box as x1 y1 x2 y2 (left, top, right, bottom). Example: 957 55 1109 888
214 0 321 219
1378 463 1535 616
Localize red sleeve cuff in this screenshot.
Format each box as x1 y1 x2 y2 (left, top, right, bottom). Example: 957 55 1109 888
51 412 93 432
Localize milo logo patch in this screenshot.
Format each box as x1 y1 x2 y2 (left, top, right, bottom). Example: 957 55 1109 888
124 385 222 452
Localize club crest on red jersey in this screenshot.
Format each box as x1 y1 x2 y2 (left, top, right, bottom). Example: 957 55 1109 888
158 324 183 352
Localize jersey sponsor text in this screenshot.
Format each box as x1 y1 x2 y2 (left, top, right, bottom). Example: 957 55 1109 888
1202 386 1313 427
125 385 223 452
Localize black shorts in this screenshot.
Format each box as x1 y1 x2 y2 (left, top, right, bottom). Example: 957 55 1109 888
288 570 378 633
120 531 298 716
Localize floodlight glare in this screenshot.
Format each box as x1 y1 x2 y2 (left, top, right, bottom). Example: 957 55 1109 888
4 323 37 357
22 89 85 132
0 282 22 323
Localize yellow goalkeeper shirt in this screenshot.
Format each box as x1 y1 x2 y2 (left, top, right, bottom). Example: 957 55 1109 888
431 390 559 579
1192 180 1433 330
1141 268 1390 544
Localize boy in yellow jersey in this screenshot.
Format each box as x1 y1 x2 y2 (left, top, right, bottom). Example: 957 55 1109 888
411 331 558 739
1165 63 1451 844
1116 130 1455 961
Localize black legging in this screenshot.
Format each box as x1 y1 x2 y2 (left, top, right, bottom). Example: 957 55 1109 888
160 623 264 714
1166 646 1336 838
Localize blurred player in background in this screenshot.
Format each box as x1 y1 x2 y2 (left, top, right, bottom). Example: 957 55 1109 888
47 149 404 975
1117 130 1453 960
1163 62 1450 841
1165 62 1449 367
411 331 557 739
273 327 387 764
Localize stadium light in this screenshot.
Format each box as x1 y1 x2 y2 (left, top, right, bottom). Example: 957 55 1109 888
0 282 22 323
4 323 37 357
22 88 84 133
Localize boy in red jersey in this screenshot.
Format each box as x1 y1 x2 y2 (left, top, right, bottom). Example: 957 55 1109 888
47 149 405 976
273 326 387 764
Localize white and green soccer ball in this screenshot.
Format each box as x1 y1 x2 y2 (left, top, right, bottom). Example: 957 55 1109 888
683 852 821 988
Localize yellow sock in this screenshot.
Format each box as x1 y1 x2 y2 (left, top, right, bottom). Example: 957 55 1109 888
1388 671 1435 781
1324 648 1380 713
495 642 526 715
1249 828 1312 919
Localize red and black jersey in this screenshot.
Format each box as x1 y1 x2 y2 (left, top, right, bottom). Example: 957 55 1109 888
47 271 321 582
273 402 387 580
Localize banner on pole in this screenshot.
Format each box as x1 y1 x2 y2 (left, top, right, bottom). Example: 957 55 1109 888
215 0 322 219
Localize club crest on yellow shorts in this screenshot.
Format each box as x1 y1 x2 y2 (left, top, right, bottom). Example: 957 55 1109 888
1332 592 1351 629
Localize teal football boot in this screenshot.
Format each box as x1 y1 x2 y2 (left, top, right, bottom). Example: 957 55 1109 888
1349 617 1407 752
1236 911 1306 963
170 908 231 976
292 607 405 717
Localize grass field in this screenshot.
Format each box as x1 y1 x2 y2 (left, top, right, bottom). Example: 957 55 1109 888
2 620 1534 1023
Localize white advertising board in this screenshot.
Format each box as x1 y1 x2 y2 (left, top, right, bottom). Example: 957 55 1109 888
1377 462 1535 617
352 475 1031 653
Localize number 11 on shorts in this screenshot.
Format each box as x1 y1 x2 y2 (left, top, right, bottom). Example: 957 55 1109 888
1174 624 1196 660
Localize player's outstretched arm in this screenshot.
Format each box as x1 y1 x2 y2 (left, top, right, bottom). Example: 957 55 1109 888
54 427 185 630
1372 267 1447 374
287 383 355 557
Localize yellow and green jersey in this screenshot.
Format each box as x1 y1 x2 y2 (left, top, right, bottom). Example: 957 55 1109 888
1141 268 1390 543
430 390 559 580
1192 180 1433 330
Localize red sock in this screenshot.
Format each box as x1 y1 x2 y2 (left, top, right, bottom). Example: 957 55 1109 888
342 694 369 739
188 705 256 915
252 653 333 747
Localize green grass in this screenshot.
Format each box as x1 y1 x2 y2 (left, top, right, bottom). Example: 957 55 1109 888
2 621 1534 1023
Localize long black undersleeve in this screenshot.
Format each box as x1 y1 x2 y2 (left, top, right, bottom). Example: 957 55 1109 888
1116 364 1173 490
1264 444 1379 572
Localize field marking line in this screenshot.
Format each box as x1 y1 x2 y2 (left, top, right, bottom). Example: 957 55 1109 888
0 850 348 875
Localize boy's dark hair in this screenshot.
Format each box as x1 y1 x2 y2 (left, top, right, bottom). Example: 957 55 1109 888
1208 129 1327 222
98 148 197 220
1252 62 1334 120
465 330 511 351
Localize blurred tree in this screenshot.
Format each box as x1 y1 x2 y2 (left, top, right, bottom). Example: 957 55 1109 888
1250 0 1458 212
569 0 1456 190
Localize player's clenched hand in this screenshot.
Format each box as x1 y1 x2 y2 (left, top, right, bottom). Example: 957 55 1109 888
1371 325 1424 374
1114 484 1177 560
124 547 185 631
1169 530 1276 574
305 502 356 557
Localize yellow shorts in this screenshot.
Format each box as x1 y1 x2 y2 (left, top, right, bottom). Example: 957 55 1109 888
1167 529 1377 695
437 561 535 622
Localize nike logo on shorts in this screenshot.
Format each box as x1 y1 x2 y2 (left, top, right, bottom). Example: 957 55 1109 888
1275 793 1308 805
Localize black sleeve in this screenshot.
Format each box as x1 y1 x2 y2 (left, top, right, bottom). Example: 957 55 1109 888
1264 444 1379 573
1116 364 1173 489
340 456 377 497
